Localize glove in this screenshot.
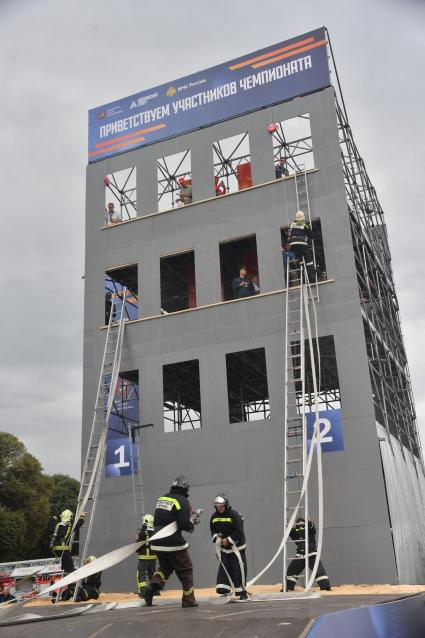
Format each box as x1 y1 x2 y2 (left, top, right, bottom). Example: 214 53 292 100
190 508 203 526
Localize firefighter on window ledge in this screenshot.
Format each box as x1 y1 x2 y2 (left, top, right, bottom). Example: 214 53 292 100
285 517 331 591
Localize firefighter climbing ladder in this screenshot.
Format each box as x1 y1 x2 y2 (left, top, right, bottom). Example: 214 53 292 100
295 167 320 302
282 256 323 593
71 290 128 597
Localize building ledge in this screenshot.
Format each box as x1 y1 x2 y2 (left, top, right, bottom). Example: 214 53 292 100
100 277 334 330
100 168 320 230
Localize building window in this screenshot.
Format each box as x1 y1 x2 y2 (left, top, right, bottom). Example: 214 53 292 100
290 335 341 413
157 150 192 211
213 132 252 194
226 347 270 423
281 218 327 282
104 167 137 224
160 250 196 313
163 360 202 432
219 235 260 301
105 264 138 323
105 370 139 478
272 114 314 178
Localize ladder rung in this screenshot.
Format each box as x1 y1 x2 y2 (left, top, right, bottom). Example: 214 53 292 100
287 505 305 511
287 378 302 383
287 490 302 495
287 444 303 449
287 458 303 464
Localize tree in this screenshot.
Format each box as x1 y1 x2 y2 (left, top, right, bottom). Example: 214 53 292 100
32 474 80 558
0 432 53 562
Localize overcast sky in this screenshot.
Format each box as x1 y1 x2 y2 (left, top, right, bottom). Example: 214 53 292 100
1 0 423 478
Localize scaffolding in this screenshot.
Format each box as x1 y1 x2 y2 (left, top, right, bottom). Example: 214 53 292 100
335 97 421 462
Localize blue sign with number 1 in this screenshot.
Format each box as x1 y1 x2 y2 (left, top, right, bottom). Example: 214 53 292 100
306 409 344 452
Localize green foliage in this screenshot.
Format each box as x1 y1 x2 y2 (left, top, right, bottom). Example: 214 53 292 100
0 432 79 562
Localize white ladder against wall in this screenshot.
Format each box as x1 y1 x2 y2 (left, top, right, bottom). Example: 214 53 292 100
282 257 323 592
71 289 127 598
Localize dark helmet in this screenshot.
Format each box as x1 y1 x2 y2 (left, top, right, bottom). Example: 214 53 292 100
214 494 229 509
172 475 190 492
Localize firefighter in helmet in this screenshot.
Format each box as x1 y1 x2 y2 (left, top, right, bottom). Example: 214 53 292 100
136 513 157 597
285 517 331 592
50 509 85 574
144 475 200 608
210 494 250 601
61 556 102 602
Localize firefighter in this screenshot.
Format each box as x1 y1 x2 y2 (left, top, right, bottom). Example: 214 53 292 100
210 494 250 601
136 513 157 597
144 475 199 608
50 509 85 574
285 517 331 591
61 556 102 602
287 211 312 261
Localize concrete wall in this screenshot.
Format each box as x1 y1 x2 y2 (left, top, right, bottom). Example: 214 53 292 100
83 87 399 592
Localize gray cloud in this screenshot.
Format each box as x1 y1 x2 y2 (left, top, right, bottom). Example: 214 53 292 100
1 0 423 476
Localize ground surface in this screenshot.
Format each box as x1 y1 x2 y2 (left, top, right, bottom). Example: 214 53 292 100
1 589 423 638
23 582 425 606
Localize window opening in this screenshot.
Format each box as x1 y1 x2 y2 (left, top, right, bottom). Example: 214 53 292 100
219 235 259 302
104 167 137 224
272 114 314 178
281 218 327 283
290 336 341 413
105 264 138 323
105 370 139 477
226 347 270 423
160 251 196 314
213 132 252 195
157 150 192 211
163 359 202 432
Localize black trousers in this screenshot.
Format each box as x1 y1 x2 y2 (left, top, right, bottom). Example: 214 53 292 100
286 554 330 590
137 558 156 594
53 549 75 574
216 549 247 595
150 549 195 603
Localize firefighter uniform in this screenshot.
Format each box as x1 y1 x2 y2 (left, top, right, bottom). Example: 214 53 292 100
286 519 331 591
210 496 248 598
136 523 157 596
51 511 85 574
144 476 197 608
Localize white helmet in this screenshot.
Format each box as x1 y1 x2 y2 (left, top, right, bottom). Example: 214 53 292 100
214 494 229 508
143 514 154 528
295 210 305 222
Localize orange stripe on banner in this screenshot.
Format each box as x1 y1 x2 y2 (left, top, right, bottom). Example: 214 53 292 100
228 38 315 71
95 123 166 149
251 39 327 69
89 136 146 158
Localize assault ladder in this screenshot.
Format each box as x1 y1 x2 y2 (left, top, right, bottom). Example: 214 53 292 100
282 254 322 592
71 290 128 597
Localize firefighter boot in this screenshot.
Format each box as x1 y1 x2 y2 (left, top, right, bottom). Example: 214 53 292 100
144 583 160 607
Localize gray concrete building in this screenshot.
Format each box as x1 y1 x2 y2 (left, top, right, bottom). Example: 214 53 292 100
82 39 425 592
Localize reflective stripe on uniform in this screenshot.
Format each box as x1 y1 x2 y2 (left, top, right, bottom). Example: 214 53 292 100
158 496 181 510
220 543 246 554
212 517 232 523
154 570 166 582
183 586 194 596
216 583 232 591
150 542 189 552
138 555 158 560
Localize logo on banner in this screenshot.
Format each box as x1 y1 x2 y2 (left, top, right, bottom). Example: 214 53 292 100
166 86 176 97
97 111 105 120
306 409 344 452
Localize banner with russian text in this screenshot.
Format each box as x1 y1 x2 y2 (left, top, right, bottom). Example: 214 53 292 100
88 28 329 162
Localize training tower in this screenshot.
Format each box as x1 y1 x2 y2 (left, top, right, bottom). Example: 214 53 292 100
82 28 425 591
